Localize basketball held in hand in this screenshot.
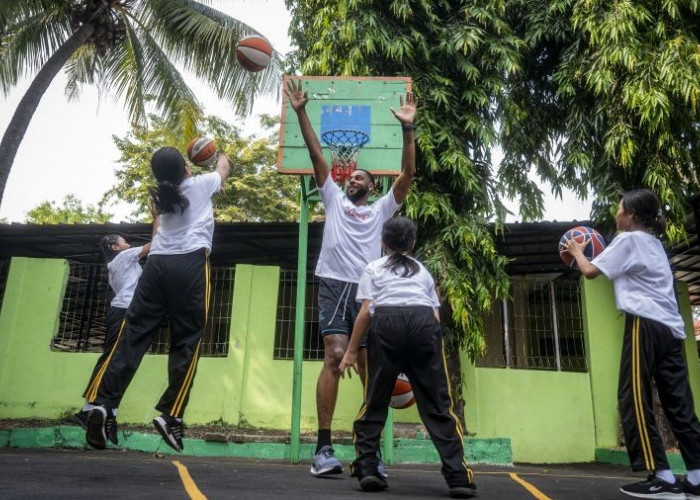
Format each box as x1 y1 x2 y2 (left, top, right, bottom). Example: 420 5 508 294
236 35 272 72
187 137 218 167
390 373 416 409
558 226 606 268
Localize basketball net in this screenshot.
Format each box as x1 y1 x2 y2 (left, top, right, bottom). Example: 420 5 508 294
321 130 369 185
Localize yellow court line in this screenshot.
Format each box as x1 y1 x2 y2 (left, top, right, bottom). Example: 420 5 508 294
172 460 207 500
509 473 553 500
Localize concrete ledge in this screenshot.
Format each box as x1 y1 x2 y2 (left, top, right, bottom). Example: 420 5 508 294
595 448 687 474
0 426 512 465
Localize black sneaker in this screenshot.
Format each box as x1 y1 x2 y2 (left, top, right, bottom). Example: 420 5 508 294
85 406 110 450
359 475 388 492
153 414 184 452
619 475 684 499
684 478 700 500
449 483 477 498
70 410 89 430
105 411 118 445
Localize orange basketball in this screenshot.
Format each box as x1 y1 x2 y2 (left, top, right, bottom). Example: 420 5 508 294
390 373 416 409
236 35 272 72
186 137 217 167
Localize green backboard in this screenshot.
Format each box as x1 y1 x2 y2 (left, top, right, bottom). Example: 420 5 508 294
277 76 412 176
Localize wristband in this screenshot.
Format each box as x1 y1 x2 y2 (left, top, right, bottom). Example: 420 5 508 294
402 124 415 131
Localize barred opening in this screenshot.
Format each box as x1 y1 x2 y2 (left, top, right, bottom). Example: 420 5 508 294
274 269 323 360
478 275 587 372
51 262 233 357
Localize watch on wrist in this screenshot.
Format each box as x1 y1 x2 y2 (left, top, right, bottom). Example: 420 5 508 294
402 124 415 131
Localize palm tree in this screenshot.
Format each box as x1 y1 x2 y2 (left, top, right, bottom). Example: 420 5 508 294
0 0 283 208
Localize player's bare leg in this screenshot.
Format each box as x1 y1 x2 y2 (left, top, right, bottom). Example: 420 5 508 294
311 334 348 476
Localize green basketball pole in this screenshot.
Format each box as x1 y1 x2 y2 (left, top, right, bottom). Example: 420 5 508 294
290 177 311 463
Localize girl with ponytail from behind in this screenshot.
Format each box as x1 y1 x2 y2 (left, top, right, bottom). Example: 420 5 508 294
339 216 477 498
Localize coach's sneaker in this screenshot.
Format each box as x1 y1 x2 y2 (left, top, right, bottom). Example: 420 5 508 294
153 414 184 452
310 445 343 476
85 406 110 450
70 410 89 430
619 475 683 499
683 477 700 500
377 452 388 479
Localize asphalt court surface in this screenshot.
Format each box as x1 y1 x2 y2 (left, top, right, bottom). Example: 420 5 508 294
0 448 643 499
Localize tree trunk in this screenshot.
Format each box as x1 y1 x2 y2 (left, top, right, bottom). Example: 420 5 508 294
0 22 95 209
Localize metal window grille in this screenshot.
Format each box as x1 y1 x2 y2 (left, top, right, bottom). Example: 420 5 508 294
477 275 587 372
0 259 10 307
51 262 232 357
274 269 323 360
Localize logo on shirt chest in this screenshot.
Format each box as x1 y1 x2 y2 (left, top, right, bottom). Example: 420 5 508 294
344 206 371 221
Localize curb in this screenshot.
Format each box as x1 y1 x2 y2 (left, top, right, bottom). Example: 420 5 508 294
595 448 687 474
0 427 513 465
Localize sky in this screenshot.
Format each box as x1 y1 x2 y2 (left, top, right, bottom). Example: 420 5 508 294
0 0 591 224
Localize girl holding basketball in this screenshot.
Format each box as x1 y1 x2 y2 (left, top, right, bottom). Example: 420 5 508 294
85 146 230 453
72 206 159 441
563 188 700 500
339 216 476 498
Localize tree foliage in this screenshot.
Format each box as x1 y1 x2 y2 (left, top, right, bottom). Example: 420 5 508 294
26 194 111 224
104 114 302 222
505 0 700 239
286 0 516 358
286 0 700 358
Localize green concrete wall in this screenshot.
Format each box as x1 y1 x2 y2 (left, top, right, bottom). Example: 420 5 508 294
466 367 596 464
0 258 422 431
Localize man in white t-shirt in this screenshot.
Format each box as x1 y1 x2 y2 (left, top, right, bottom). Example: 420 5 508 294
284 79 417 476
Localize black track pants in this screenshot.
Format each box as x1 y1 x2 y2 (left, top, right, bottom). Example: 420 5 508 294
82 306 127 399
352 306 473 487
86 250 210 419
619 314 700 471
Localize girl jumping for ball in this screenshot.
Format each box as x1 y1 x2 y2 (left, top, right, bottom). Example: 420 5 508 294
562 188 700 500
84 146 230 452
339 216 476 498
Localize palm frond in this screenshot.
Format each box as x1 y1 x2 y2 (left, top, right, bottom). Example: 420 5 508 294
64 44 101 101
0 7 72 94
141 0 283 115
102 13 203 138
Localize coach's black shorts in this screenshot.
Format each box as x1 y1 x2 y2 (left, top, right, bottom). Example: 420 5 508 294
318 277 360 338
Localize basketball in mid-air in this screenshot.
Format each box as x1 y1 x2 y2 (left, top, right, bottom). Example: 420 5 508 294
236 35 272 72
390 373 416 409
558 226 606 268
186 137 218 167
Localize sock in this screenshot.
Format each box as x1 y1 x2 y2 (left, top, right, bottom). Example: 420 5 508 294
686 469 700 486
112 408 118 417
316 429 331 453
655 469 676 484
82 403 97 412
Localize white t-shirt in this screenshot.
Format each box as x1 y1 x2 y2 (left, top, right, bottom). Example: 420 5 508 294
315 179 400 283
356 255 440 312
150 172 221 255
108 246 143 309
592 231 686 339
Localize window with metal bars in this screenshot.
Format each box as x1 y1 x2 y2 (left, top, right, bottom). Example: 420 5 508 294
477 275 587 372
274 269 323 360
51 262 233 356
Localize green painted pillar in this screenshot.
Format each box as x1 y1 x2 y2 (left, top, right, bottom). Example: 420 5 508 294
290 178 310 463
581 276 624 450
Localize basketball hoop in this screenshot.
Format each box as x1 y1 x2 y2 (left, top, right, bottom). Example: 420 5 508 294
321 129 369 185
